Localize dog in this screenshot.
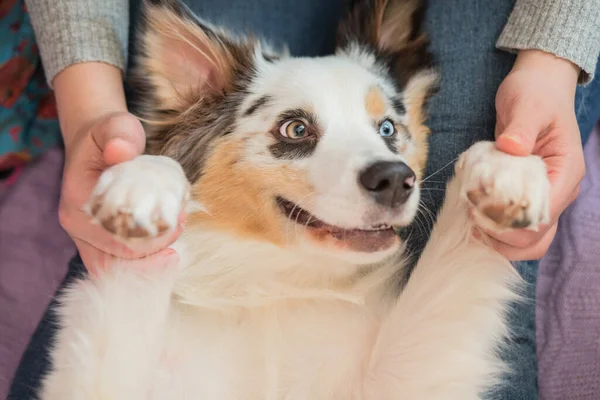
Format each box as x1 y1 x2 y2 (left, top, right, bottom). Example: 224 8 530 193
40 0 550 398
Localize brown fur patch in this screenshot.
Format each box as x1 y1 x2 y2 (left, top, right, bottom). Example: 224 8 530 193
365 86 386 119
188 138 315 245
403 71 438 179
467 187 532 229
481 202 529 229
337 0 423 53
99 211 170 239
466 188 486 207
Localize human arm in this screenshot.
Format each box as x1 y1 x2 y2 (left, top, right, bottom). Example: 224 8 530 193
25 0 182 273
481 0 600 260
497 0 600 84
25 0 129 87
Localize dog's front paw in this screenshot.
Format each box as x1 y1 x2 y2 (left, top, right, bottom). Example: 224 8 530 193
84 155 190 240
457 141 550 232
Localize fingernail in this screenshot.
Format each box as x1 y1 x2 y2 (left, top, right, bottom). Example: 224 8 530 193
105 138 130 152
104 138 138 165
501 134 522 145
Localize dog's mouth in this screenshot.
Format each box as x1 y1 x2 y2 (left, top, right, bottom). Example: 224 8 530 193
276 197 399 253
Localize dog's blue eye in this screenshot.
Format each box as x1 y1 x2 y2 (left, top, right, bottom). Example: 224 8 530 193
378 119 396 137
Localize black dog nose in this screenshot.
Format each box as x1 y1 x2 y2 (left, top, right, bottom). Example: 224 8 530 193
359 161 416 208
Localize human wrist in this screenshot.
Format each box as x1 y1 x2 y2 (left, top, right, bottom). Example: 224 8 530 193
53 62 128 150
512 50 579 93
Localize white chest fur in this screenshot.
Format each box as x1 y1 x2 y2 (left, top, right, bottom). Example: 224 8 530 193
155 233 388 400
156 299 379 400
41 231 392 400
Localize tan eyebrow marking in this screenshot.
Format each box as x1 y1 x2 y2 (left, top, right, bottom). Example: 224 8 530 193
365 86 387 119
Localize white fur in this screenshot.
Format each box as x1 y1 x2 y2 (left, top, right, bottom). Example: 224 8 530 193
41 142 549 399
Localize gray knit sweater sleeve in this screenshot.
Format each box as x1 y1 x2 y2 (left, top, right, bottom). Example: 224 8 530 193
25 0 129 86
25 0 600 85
497 0 600 84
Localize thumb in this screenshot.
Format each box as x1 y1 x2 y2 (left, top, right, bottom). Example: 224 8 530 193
91 112 146 166
494 105 543 157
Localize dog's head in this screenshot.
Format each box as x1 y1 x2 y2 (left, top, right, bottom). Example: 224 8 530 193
135 0 437 264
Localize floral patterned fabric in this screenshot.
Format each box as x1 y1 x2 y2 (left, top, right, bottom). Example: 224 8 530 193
0 0 59 179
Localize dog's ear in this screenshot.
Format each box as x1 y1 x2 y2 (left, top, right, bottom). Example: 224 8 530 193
337 0 434 89
136 0 256 110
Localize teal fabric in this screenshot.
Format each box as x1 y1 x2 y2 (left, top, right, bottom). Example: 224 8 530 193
0 0 59 172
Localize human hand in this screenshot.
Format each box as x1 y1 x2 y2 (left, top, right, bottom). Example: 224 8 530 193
483 50 584 261
58 112 185 275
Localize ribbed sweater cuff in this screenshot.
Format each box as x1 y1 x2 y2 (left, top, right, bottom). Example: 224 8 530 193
496 0 600 84
26 0 129 87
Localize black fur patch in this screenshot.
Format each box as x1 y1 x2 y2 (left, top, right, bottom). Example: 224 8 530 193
277 108 319 127
244 95 272 117
262 53 280 63
382 136 398 154
391 97 406 115
269 141 319 160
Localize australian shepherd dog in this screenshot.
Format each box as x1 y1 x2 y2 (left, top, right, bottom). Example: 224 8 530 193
41 0 550 398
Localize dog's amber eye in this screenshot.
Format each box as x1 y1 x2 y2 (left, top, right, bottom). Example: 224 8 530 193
279 120 308 139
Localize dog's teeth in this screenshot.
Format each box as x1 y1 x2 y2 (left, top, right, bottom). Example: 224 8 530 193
366 224 391 231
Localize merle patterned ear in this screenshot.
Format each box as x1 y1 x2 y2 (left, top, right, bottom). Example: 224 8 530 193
337 0 434 89
136 0 257 110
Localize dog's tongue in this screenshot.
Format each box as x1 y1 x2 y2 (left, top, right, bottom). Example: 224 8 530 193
324 227 398 253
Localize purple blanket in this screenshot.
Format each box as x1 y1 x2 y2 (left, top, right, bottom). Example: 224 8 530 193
0 130 599 398
0 147 73 399
537 126 600 400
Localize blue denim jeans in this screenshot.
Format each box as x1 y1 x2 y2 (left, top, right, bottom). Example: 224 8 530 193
9 1 600 399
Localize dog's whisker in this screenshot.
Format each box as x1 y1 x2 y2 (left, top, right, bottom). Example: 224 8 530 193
411 201 436 239
282 192 317 245
304 214 316 230
413 213 427 240
420 156 459 184
417 203 436 230
419 180 447 185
